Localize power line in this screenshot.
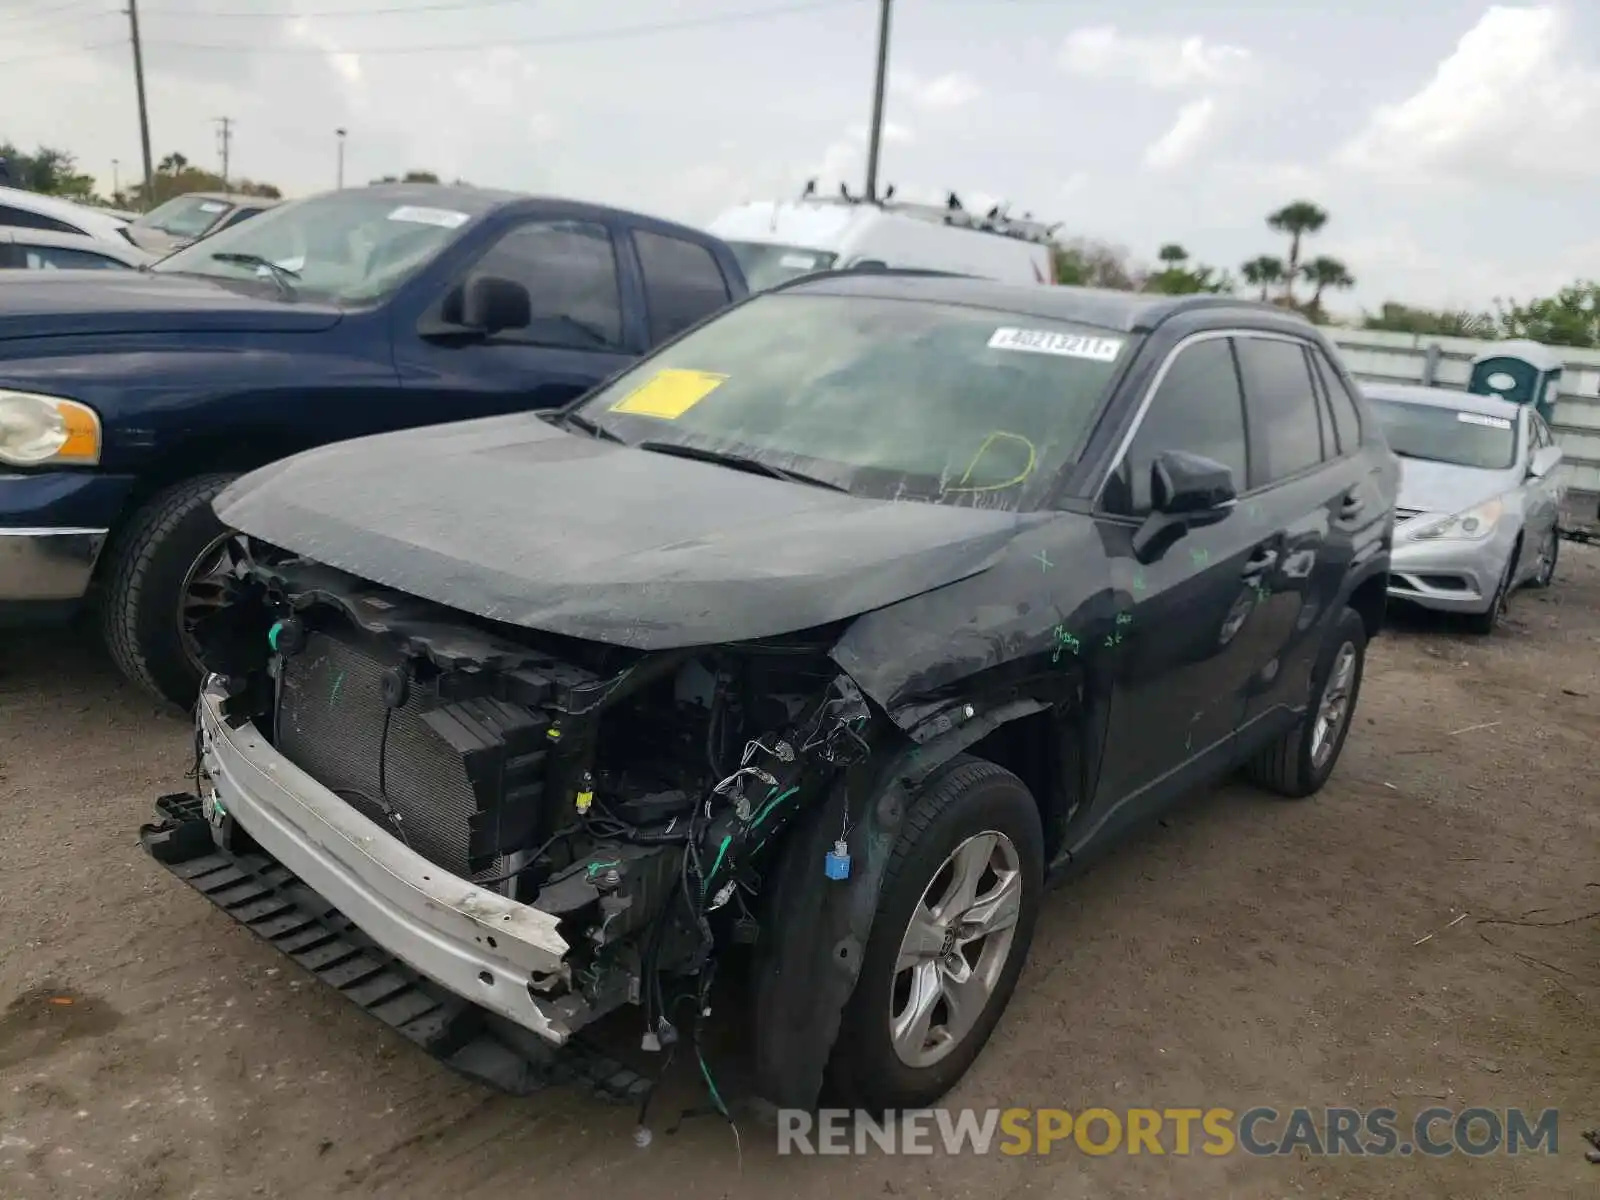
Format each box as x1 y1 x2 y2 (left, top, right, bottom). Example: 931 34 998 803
0 0 115 35
140 0 532 17
141 0 865 55
0 40 122 68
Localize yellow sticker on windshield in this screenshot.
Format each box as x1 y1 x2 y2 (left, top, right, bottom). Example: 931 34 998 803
609 369 728 420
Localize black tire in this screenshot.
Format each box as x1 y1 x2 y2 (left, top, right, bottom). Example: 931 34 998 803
1243 606 1368 799
827 756 1044 1112
1463 539 1519 635
99 473 239 708
1527 527 1559 590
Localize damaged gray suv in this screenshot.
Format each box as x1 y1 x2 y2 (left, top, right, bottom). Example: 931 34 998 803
141 272 1397 1116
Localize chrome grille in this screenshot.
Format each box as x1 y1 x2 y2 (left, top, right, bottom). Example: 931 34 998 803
275 631 507 882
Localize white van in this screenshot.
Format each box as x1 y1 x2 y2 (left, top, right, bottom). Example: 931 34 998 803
708 193 1058 290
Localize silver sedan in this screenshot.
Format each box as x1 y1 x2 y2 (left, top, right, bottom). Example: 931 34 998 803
1364 382 1565 633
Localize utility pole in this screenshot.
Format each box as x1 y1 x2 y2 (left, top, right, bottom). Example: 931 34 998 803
111 159 120 200
125 0 155 209
862 0 893 202
335 128 346 189
214 117 233 190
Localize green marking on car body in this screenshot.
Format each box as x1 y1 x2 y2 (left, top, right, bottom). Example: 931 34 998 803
329 670 345 709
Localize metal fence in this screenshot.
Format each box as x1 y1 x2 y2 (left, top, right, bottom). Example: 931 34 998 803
1330 330 1600 518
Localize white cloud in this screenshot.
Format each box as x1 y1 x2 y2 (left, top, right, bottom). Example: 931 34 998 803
287 19 362 89
1143 97 1217 170
1336 5 1600 183
890 69 982 111
1059 25 1250 90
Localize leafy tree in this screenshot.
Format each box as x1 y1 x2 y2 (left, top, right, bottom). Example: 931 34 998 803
0 141 101 201
1266 200 1328 301
1240 255 1286 302
370 170 442 184
1361 302 1496 338
1300 256 1355 319
1143 243 1233 295
1493 281 1600 349
1051 237 1140 290
127 152 281 208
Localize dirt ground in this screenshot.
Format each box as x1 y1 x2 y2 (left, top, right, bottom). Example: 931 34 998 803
2 546 1597 1200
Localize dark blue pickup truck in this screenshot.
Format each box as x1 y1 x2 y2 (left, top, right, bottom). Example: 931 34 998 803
0 183 748 704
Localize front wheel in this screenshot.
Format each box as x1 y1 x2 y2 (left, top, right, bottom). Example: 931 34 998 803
827 756 1044 1112
1464 540 1518 635
1244 605 1368 799
99 473 240 709
1527 527 1559 590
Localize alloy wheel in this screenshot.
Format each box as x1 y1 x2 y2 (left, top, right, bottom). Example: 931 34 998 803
177 532 234 670
889 830 1023 1069
1310 641 1357 771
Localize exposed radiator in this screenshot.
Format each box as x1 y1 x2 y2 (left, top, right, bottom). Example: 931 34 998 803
276 631 511 883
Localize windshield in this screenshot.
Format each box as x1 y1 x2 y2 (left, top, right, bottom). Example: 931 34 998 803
136 195 233 238
725 241 838 290
1369 397 1518 470
151 190 487 304
573 292 1131 509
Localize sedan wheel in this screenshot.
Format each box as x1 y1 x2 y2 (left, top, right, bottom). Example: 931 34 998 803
1309 641 1358 773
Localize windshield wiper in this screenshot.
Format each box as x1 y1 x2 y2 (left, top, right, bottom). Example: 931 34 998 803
209 252 300 297
559 412 624 443
634 440 848 491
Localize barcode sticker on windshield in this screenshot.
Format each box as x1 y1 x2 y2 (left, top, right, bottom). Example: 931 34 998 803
387 205 470 229
199 201 227 213
988 327 1123 362
1457 412 1513 429
780 253 819 269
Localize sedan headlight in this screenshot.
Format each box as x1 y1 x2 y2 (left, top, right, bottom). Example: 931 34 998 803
1412 497 1503 541
0 390 102 467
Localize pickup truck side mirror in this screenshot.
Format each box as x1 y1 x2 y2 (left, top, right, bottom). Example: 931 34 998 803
1528 444 1562 479
459 275 532 335
1132 450 1238 563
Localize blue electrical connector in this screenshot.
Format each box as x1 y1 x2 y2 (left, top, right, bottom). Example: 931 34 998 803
824 839 851 880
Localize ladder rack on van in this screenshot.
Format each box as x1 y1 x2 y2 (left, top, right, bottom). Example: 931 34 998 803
795 194 1059 245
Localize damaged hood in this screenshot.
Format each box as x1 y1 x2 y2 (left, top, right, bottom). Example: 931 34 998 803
216 414 1038 648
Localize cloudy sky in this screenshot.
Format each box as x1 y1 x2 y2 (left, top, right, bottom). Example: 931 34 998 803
3 0 1598 313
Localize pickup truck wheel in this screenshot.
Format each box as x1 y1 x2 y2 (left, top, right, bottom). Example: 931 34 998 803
1243 605 1367 799
827 756 1043 1112
99 473 239 709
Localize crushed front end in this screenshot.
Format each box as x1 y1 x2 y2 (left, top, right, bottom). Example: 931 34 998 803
140 538 879 1098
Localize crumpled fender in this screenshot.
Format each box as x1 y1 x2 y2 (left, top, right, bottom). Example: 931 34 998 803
747 697 1052 1112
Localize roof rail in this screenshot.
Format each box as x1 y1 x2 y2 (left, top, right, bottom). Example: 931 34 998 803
764 263 976 296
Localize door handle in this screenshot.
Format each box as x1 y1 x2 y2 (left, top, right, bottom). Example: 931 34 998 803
1242 546 1279 577
1338 489 1365 520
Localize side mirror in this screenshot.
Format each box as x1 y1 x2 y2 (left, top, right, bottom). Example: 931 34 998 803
459 274 532 335
1151 450 1238 515
1132 450 1238 563
1528 444 1562 479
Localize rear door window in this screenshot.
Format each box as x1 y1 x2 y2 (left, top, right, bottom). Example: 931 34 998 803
1310 348 1363 454
20 243 131 270
633 230 732 344
0 204 81 235
1235 336 1325 487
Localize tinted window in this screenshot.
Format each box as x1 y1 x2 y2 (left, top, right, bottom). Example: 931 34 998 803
470 219 623 349
21 244 130 270
1311 348 1362 453
1236 337 1324 486
1101 337 1248 516
0 204 81 235
634 230 731 344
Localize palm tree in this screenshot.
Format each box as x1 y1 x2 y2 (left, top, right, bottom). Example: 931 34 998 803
1266 200 1328 300
1301 256 1355 317
1240 255 1286 302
